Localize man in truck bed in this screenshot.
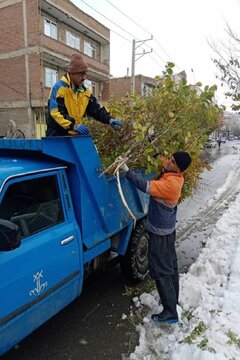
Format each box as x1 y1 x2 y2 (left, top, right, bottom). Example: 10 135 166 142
46 53 123 136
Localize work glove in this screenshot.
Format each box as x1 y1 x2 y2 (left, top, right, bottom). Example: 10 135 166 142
119 162 129 172
109 118 123 129
73 124 90 135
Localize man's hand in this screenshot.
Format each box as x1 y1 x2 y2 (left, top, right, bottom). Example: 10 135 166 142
73 124 90 135
119 162 129 172
109 118 123 129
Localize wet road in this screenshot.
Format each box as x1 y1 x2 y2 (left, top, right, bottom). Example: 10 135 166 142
2 142 238 360
177 141 240 271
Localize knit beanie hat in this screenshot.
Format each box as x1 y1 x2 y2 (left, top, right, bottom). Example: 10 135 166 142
173 151 192 172
68 53 88 73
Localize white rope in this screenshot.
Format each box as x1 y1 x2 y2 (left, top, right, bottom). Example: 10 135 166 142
114 159 137 228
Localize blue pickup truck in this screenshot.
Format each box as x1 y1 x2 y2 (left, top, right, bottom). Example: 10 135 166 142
0 136 149 356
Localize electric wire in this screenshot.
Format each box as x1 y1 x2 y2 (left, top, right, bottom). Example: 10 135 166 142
78 0 138 40
105 0 181 70
77 0 166 73
106 0 152 37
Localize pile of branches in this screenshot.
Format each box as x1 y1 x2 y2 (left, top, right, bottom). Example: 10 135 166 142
87 64 223 201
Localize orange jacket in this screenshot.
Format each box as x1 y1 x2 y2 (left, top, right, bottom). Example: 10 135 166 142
149 172 184 207
126 169 184 235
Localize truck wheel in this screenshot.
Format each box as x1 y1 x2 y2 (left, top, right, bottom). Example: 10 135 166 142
120 220 149 282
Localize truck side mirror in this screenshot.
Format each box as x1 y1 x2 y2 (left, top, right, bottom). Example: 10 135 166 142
0 219 21 251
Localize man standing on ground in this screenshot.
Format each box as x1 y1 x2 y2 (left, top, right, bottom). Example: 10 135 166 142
120 152 192 324
46 53 123 136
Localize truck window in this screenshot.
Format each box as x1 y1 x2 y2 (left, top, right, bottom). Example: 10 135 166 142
0 175 64 238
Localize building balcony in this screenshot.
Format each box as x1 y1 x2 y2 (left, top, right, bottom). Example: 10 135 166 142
40 35 110 81
39 0 110 45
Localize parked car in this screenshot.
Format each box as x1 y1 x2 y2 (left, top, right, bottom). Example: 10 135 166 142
204 139 217 148
221 137 226 143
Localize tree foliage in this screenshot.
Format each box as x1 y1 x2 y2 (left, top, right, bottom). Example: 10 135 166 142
87 63 223 201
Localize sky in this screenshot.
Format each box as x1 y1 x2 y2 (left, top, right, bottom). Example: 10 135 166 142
120 150 240 359
72 0 240 109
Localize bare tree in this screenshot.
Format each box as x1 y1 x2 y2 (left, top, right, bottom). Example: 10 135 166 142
210 23 240 110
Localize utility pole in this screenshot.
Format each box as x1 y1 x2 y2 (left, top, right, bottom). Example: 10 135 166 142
131 36 153 92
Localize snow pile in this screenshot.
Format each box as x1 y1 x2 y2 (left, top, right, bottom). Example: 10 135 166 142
208 166 239 206
178 154 240 230
129 190 240 359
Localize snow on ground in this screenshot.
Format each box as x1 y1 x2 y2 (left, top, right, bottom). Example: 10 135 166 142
127 153 240 360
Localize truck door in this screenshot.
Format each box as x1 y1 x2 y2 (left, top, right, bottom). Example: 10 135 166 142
0 171 82 355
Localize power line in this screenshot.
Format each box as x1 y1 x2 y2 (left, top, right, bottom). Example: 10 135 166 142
78 0 138 40
109 29 132 43
152 50 167 65
106 0 152 37
105 0 181 71
77 0 175 71
77 0 162 71
153 38 181 70
77 0 153 54
149 54 165 68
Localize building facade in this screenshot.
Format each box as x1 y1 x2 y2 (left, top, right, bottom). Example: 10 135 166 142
102 75 156 101
0 0 110 138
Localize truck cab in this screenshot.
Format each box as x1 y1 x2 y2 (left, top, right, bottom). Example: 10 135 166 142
0 136 149 355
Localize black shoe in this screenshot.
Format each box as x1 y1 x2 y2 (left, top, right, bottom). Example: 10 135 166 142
151 309 178 324
154 277 178 323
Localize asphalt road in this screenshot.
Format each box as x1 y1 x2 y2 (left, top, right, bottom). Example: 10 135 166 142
2 142 237 360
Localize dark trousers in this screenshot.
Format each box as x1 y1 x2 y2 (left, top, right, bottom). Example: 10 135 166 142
148 231 177 278
148 230 179 303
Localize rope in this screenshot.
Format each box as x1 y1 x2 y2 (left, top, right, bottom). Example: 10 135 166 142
114 159 137 228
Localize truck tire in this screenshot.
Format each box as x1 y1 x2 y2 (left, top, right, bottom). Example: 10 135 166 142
120 220 149 282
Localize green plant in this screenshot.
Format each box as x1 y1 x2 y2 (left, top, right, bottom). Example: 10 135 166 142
197 338 216 353
182 309 195 321
227 330 240 349
179 321 207 344
88 63 223 201
122 279 155 298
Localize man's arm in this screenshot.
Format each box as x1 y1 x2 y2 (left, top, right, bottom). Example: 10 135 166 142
85 94 111 124
126 170 150 194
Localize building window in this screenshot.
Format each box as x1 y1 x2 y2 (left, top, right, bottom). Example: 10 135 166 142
84 41 96 59
66 31 80 50
44 18 58 40
45 67 58 88
85 79 96 95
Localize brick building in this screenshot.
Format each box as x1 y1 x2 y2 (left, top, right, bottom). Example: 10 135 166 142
102 75 156 101
0 0 110 138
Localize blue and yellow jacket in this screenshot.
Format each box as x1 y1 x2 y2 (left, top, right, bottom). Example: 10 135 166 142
46 74 111 136
126 170 184 235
